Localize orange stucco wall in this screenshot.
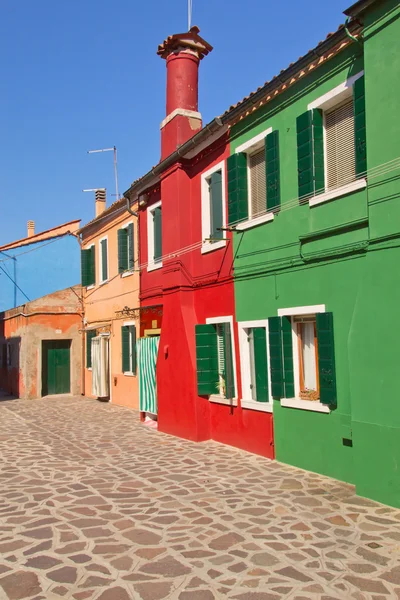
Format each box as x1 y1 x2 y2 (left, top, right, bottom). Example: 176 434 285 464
81 207 140 410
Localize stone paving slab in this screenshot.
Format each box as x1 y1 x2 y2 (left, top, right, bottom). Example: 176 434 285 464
0 396 400 600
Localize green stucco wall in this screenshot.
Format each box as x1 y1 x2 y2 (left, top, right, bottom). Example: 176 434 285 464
230 1 400 507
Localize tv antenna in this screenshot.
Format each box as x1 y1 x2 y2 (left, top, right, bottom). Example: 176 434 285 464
188 0 192 30
87 146 119 200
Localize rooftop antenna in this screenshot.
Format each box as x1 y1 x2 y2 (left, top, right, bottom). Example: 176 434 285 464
87 146 119 200
188 0 192 30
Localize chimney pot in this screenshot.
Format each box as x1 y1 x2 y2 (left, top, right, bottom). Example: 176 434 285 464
95 189 106 217
27 220 35 237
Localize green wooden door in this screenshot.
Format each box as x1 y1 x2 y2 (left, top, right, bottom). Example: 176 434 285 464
42 340 71 396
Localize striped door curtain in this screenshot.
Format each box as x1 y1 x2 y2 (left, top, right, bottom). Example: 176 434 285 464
138 336 160 415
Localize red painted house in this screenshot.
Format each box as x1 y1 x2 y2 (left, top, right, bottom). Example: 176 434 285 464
125 27 274 458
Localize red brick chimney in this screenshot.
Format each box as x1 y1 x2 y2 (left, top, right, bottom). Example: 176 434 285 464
157 26 213 160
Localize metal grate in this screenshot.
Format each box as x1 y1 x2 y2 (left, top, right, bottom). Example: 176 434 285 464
249 147 267 217
325 99 355 190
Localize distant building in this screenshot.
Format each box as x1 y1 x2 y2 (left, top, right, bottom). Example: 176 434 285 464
0 219 81 312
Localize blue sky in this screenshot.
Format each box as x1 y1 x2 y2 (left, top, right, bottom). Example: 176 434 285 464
0 0 349 243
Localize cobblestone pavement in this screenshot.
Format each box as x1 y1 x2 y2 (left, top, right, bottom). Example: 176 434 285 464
0 396 400 600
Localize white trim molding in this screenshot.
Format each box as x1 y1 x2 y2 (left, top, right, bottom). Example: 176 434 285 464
308 70 364 111
238 319 273 412
278 304 325 317
309 178 367 207
235 127 273 154
147 200 162 272
160 108 202 129
201 160 227 254
98 235 109 285
281 398 330 413
236 212 274 231
206 315 238 404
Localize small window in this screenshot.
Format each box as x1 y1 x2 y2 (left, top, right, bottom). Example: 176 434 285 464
248 147 267 218
86 330 96 369
122 325 137 375
294 315 319 401
195 321 236 400
201 163 226 252
240 325 269 404
81 245 95 287
118 223 134 274
147 203 162 271
99 238 108 283
325 98 355 190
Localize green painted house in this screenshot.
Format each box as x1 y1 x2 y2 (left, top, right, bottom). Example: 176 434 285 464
223 0 400 508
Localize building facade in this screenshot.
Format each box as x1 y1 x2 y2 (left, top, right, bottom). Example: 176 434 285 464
0 219 81 312
224 0 400 508
79 193 140 410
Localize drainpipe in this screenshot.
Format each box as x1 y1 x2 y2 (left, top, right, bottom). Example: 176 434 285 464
126 197 138 217
344 18 363 45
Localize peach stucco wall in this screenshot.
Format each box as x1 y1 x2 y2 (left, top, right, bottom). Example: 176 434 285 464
81 206 140 410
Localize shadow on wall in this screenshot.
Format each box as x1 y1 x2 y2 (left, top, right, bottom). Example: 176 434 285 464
0 332 21 399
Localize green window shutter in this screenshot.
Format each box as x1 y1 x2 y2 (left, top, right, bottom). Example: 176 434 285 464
268 316 284 398
252 327 268 402
122 326 130 372
316 312 337 406
118 228 128 273
210 171 224 240
195 324 219 396
86 330 96 368
131 325 137 375
128 223 134 270
353 75 367 178
89 246 96 285
296 109 325 201
281 316 295 398
265 130 280 212
153 207 162 262
101 239 108 281
81 249 89 287
227 153 248 226
222 323 235 399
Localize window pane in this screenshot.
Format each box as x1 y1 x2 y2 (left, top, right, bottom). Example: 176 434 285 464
325 99 355 190
248 329 257 401
249 148 266 218
301 322 317 392
209 171 223 241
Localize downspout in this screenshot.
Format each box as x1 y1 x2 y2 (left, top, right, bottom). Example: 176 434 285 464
344 18 363 45
126 197 138 217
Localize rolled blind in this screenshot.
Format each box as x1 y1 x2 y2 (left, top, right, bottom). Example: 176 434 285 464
249 148 267 218
325 99 355 190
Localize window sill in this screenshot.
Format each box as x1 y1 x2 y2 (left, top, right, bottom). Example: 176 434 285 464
121 270 134 278
201 240 226 254
309 178 367 208
235 212 274 231
209 395 238 407
99 279 109 286
147 261 162 272
241 399 273 413
86 284 95 290
281 397 331 413
87 368 92 372
123 372 136 377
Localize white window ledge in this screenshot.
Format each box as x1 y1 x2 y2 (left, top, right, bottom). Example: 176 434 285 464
309 179 367 208
121 270 135 278
281 398 331 413
236 212 275 231
241 399 273 413
201 240 227 254
123 372 136 377
209 395 238 407
87 368 92 372
147 261 163 272
86 284 95 290
99 280 109 286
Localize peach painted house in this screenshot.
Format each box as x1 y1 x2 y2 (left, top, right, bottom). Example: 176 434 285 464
78 190 140 409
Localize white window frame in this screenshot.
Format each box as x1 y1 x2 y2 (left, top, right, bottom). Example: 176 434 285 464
201 161 227 254
235 127 275 231
98 236 109 285
120 221 135 277
277 304 330 414
206 315 238 407
84 243 95 290
307 70 366 207
147 200 162 272
123 320 136 376
238 320 273 413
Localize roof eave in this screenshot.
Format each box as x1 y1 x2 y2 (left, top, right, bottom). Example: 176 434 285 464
344 0 377 17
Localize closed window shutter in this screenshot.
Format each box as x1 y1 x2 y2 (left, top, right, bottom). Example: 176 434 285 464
325 99 355 190
128 223 134 270
89 246 96 285
222 323 235 400
153 207 162 262
122 326 130 372
296 109 325 201
252 327 269 402
81 249 89 287
2 343 7 368
316 312 337 406
353 75 367 178
227 153 248 225
195 324 219 396
281 316 295 398
86 330 96 368
101 239 108 281
130 325 137 375
266 130 280 212
249 147 267 218
268 316 284 398
210 171 223 241
118 229 128 273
